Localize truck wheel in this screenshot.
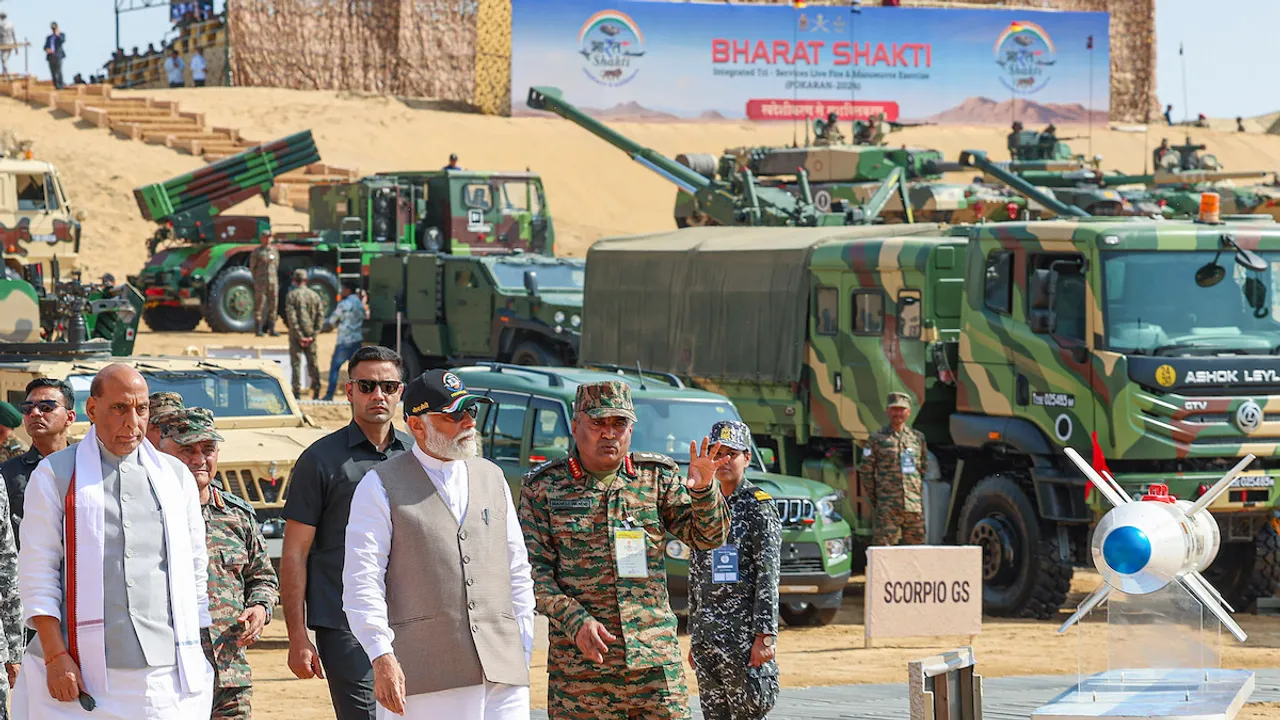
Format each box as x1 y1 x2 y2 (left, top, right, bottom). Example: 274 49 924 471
1252 520 1280 602
779 602 839 627
1203 540 1262 611
958 474 1072 619
204 266 257 333
511 341 556 366
142 307 201 332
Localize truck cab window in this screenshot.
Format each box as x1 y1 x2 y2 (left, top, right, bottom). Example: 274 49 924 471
16 174 47 212
852 290 885 335
1055 273 1087 343
815 286 838 335
984 251 1013 315
463 183 492 211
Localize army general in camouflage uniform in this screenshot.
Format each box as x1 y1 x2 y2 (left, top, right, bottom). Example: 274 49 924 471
858 392 928 546
159 407 279 719
250 232 280 337
286 268 325 399
518 381 731 719
688 421 781 720
0 401 24 462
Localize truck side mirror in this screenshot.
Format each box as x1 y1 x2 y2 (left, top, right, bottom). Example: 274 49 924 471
757 447 776 470
523 270 538 296
1028 267 1057 333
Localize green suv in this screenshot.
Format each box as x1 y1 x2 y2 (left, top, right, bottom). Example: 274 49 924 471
452 362 854 626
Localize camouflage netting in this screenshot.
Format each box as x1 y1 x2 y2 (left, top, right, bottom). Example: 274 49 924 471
225 0 1153 121
225 0 511 114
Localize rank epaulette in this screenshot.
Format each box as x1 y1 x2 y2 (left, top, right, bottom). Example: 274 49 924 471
216 488 258 519
524 456 566 482
630 452 679 470
754 490 773 502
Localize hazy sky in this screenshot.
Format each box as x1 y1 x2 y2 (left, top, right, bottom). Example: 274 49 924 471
2 0 1277 119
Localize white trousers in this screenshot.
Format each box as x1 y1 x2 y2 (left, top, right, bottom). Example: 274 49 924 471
378 681 530 720
10 655 212 720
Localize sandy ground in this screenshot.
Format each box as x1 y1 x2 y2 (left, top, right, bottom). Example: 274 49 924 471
7 87 1280 293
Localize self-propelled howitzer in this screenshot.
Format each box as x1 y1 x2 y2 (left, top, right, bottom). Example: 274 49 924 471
526 86 907 227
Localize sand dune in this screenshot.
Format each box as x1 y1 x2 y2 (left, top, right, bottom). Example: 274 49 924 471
10 87 1280 281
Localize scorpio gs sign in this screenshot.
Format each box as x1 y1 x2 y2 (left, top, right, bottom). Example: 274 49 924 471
579 10 646 87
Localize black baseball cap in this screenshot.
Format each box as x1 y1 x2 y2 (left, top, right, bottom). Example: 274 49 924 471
403 369 493 417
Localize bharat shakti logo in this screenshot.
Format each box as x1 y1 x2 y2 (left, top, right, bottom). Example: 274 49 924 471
995 20 1055 95
578 10 646 87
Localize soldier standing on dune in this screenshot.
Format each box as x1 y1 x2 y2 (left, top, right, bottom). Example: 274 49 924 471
858 392 928 547
286 269 325 400
249 232 280 337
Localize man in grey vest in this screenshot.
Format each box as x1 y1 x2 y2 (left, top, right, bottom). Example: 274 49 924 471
11 363 213 719
343 369 534 719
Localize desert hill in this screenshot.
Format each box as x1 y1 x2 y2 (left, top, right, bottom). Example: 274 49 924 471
9 86 1280 281
926 96 1110 125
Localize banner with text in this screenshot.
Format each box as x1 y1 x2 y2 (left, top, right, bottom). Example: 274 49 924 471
512 0 1110 125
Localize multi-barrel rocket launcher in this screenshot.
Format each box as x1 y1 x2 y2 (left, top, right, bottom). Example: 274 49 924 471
1058 446 1255 644
133 130 322 254
525 86 910 228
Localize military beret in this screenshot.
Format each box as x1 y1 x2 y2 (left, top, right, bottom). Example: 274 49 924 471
575 381 636 422
162 407 224 445
0 401 20 429
709 420 751 452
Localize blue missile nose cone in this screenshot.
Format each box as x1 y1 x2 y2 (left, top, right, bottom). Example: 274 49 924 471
1103 526 1152 574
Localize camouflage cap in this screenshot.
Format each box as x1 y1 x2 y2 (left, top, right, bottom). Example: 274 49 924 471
148 392 184 425
293 268 307 281
0 401 20 429
709 420 751 452
887 392 912 409
162 407 224 445
574 381 636 422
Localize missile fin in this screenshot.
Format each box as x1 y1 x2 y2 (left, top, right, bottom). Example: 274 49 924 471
1063 447 1131 508
1178 573 1247 643
1058 584 1112 634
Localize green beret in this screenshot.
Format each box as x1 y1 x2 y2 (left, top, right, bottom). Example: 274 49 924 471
0 401 20 429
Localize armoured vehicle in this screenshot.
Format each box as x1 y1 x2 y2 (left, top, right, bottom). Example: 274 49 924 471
0 139 89 283
526 86 910 228
2 259 142 356
579 183 1280 619
453 362 853 625
131 131 560 334
0 351 329 541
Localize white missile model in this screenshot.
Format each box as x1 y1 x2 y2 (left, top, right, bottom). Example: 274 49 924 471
1058 447 1256 643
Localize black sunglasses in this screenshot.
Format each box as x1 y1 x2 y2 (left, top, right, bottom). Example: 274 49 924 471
20 400 63 415
430 404 479 423
352 379 403 395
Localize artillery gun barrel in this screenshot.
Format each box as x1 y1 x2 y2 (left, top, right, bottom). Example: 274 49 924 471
1152 169 1274 187
959 150 1089 218
526 87 711 195
861 166 908 224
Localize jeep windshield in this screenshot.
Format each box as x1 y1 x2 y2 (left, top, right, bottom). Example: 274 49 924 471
66 369 293 418
490 260 585 291
1102 251 1280 356
629 398 763 469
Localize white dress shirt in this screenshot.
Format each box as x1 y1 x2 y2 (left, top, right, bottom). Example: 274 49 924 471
190 54 206 81
343 443 536 668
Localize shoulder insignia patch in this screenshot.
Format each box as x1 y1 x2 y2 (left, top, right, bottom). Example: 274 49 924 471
218 489 257 519
630 452 679 470
524 457 568 482
754 490 773 502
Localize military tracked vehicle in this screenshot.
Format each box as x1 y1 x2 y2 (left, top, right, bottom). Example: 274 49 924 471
579 169 1280 619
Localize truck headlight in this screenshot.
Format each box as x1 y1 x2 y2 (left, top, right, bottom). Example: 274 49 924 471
825 536 850 562
817 492 844 523
666 539 690 561
554 311 566 324
570 314 581 328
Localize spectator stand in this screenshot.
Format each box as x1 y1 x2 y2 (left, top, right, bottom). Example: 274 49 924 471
107 13 226 90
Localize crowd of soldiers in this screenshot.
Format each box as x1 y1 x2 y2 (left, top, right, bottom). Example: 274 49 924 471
0 343 930 720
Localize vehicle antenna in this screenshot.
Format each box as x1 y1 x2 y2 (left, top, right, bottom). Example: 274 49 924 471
636 360 647 391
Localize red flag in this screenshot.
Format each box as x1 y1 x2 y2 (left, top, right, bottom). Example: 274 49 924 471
1087 431 1110 501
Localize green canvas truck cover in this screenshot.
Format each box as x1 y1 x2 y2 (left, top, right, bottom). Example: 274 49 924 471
581 224 944 383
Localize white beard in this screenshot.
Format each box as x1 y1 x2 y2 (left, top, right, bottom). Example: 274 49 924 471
424 422 479 460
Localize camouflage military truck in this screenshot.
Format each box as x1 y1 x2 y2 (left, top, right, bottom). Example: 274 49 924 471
451 362 854 625
579 205 1280 619
363 250 585 377
131 130 560 334
0 139 88 283
0 351 329 542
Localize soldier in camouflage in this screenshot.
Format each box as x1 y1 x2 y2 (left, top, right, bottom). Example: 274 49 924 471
0 397 23 716
285 268 325 399
146 391 185 447
814 111 845 147
249 232 280 337
687 420 781 720
158 406 279 720
858 392 928 546
518 381 731 719
0 401 24 462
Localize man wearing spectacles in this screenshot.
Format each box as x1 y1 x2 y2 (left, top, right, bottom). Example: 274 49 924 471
0 401 22 463
2 380 76 549
686 421 781 720
281 346 413 720
343 369 534 718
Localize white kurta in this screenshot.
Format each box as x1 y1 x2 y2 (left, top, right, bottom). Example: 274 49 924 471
343 443 535 720
11 437 213 719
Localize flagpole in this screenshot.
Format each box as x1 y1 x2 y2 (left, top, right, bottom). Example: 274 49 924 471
1087 34 1093 159
1179 41 1189 124
793 0 800 147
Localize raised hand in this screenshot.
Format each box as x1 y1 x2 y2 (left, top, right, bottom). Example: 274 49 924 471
687 437 730 492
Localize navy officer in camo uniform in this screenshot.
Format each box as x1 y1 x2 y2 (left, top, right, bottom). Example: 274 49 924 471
686 420 782 720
